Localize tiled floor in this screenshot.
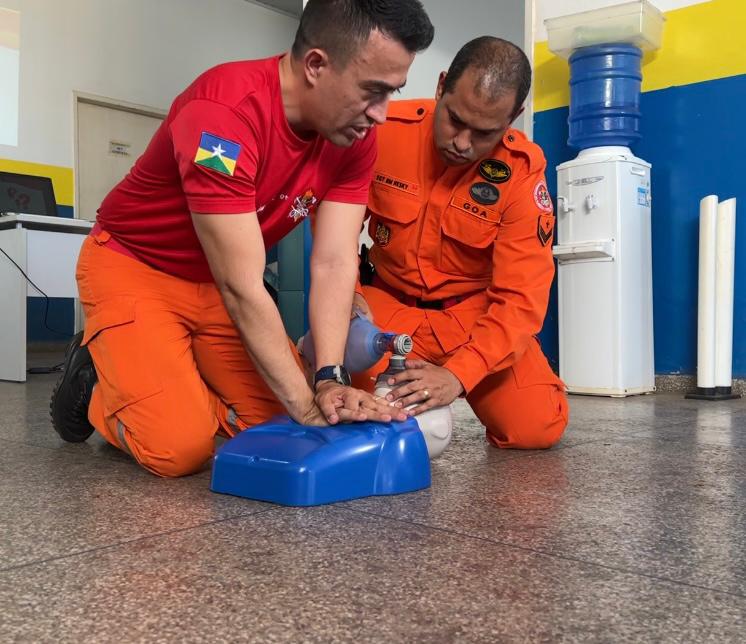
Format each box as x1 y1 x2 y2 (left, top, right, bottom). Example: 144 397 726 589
2 352 745 642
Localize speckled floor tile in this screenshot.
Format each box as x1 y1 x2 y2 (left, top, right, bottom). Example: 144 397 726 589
633 406 746 449
1 507 744 644
565 391 743 425
447 392 740 455
347 437 746 596
0 441 268 569
0 367 105 453
3 360 746 640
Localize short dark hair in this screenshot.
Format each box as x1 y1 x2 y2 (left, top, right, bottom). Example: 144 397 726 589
442 37 532 116
292 0 434 67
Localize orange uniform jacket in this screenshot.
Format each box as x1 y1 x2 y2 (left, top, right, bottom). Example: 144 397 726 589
365 99 556 393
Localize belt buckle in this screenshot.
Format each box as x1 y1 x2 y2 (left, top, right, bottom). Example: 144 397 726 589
417 298 444 310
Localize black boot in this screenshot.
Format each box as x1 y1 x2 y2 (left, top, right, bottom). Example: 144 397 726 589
50 331 97 443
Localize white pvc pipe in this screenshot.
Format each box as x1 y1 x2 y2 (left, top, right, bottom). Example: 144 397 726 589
697 195 718 389
715 198 737 388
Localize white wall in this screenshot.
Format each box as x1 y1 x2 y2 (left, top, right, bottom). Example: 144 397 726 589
0 7 20 146
0 0 299 169
403 0 527 102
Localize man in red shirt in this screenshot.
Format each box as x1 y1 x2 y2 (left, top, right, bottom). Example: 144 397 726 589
50 0 434 477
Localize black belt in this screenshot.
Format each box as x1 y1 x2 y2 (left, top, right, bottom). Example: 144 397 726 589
371 276 479 310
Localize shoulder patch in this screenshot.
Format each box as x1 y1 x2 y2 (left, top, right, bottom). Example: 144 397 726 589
194 132 241 176
533 180 553 213
538 214 554 246
479 159 511 183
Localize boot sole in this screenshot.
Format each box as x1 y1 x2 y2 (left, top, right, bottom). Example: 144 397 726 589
50 331 96 443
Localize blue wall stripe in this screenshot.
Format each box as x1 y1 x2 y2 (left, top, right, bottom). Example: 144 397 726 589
535 73 746 377
27 298 75 343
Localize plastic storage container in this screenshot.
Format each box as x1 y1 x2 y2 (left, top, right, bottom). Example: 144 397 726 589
545 0 664 59
211 416 431 506
568 44 642 150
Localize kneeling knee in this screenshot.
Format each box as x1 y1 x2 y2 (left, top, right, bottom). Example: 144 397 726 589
487 423 564 450
122 413 216 478
486 393 569 450
143 433 214 477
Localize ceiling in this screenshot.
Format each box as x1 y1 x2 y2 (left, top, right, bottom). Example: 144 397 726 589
246 0 302 18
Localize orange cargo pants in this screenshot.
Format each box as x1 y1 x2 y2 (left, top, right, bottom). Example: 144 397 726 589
353 285 569 449
76 232 287 477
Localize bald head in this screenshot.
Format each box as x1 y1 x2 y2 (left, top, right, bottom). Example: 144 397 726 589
442 37 531 117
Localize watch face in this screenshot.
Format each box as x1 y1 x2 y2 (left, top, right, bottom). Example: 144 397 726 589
334 365 352 387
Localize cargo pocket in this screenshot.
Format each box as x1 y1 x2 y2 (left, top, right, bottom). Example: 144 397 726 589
439 203 499 277
82 296 163 415
367 184 421 253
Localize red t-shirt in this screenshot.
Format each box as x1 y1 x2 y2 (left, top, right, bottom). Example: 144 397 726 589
96 55 377 282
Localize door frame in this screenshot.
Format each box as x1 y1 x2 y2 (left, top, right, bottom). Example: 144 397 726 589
72 91 166 222
524 0 536 140
71 92 166 332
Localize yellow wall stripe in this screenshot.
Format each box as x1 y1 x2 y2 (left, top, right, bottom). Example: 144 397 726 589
0 158 74 207
535 0 746 113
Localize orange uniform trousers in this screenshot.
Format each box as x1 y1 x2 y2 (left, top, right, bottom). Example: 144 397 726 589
352 285 569 449
76 232 287 477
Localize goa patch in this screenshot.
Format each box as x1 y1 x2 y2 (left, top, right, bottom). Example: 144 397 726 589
478 159 511 184
375 222 391 247
533 180 553 213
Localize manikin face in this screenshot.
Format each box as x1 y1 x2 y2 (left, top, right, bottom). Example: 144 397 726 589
304 30 415 147
433 66 522 166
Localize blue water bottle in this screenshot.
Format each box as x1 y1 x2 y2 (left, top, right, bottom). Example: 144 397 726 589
298 309 412 373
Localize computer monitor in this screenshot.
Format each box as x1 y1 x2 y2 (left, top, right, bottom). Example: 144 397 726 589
0 171 59 216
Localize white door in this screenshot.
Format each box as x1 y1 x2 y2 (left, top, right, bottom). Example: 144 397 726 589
76 100 163 221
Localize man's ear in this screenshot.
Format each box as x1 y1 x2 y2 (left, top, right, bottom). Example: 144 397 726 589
435 71 447 100
510 105 526 125
303 48 330 86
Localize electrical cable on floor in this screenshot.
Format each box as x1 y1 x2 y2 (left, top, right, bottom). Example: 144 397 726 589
0 247 72 374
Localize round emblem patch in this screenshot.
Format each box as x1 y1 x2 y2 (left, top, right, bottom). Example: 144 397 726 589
533 180 553 212
479 159 511 184
469 182 499 205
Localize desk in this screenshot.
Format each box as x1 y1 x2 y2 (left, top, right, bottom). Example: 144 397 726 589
0 213 93 382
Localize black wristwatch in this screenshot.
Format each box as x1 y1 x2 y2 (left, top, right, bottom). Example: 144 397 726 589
314 365 351 390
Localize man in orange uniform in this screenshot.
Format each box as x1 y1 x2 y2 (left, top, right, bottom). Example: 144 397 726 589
354 37 568 449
